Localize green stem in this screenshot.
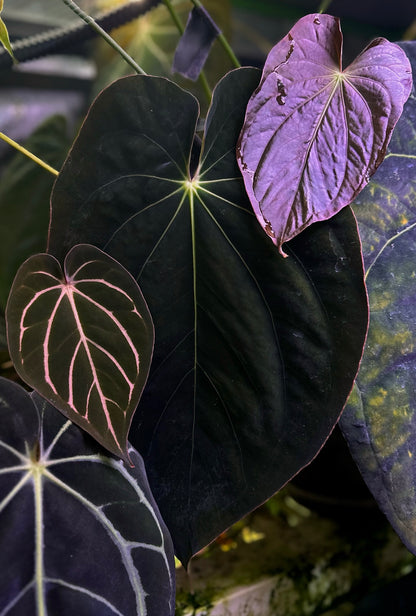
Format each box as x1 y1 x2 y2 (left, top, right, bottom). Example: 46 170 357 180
197 69 212 103
162 0 185 34
318 0 333 13
189 0 240 68
61 0 147 75
162 0 212 102
0 132 59 176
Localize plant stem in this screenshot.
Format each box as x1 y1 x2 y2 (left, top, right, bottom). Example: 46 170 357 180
197 67 213 103
318 0 333 13
162 0 185 34
0 132 59 176
162 0 212 103
189 0 240 69
61 0 147 75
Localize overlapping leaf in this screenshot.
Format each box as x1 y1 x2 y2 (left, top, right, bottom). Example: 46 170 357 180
0 377 175 615
48 69 368 564
6 244 154 463
340 42 416 554
237 13 412 255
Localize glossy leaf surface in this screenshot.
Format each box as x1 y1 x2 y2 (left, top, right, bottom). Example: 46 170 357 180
48 70 368 564
6 244 154 463
340 42 416 554
237 14 412 254
0 377 175 615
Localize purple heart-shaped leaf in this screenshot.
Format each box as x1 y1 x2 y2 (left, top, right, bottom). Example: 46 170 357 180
5 244 154 464
237 13 412 255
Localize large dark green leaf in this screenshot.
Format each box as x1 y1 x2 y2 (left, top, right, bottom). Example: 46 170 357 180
48 69 368 564
6 244 154 464
0 115 70 312
0 377 175 615
340 42 416 554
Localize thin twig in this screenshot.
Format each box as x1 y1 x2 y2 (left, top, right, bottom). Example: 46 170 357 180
0 132 59 176
61 0 147 75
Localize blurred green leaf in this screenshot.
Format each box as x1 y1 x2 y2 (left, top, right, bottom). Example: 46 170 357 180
93 0 233 110
0 115 70 312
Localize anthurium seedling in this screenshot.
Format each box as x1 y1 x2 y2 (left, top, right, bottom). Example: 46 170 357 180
237 13 412 255
6 244 154 464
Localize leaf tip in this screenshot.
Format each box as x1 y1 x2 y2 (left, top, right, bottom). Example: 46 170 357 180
122 446 135 468
278 244 289 258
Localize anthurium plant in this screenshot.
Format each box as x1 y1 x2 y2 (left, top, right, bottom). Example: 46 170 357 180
0 1 414 614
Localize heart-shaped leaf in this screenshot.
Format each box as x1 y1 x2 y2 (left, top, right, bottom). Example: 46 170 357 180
237 13 412 255
47 69 368 564
6 244 154 464
0 377 175 615
340 42 416 554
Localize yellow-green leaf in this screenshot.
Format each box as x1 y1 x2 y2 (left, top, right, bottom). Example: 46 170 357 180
0 16 16 63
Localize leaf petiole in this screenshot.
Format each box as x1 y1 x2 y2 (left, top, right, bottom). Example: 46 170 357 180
61 0 147 75
0 132 59 176
318 0 333 13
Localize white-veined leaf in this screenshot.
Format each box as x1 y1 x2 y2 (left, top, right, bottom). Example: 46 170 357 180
0 378 175 615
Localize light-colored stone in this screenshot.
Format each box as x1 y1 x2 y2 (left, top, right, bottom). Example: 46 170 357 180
176 489 415 615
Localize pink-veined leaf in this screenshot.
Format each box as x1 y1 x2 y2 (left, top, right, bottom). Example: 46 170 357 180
237 13 412 255
5 243 154 464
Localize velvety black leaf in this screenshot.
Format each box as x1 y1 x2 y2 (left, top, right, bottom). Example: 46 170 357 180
340 42 416 555
48 69 368 564
172 5 221 81
0 377 175 615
